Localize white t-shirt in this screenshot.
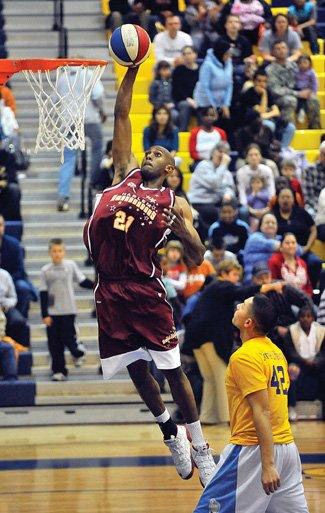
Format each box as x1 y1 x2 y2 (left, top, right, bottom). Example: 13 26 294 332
154 31 193 65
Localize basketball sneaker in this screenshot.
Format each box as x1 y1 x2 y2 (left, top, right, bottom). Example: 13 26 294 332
51 373 67 381
191 443 216 487
164 425 194 480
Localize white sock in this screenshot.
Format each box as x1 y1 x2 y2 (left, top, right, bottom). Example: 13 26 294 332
186 420 205 448
155 409 170 424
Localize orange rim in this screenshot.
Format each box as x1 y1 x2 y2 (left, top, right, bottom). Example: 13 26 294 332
0 58 108 85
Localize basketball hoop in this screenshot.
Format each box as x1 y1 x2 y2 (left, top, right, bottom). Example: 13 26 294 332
0 59 107 161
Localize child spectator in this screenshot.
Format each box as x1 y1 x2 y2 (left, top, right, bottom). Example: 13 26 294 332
149 61 178 123
189 106 227 166
288 0 319 54
280 159 304 203
284 305 325 421
269 232 313 296
40 238 94 381
204 234 237 271
143 105 179 157
171 46 199 131
208 199 250 255
247 175 270 230
165 240 188 295
295 54 319 126
183 258 215 300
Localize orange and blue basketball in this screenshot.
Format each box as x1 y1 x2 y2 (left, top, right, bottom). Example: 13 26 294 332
109 24 151 67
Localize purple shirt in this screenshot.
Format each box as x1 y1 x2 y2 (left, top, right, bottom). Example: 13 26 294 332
295 69 318 94
247 190 270 210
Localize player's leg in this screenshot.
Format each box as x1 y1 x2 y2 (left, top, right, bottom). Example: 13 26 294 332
193 445 271 513
150 348 216 486
266 443 309 513
127 358 194 480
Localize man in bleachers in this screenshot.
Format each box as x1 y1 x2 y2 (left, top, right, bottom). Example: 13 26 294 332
154 15 193 66
303 141 325 216
172 45 200 131
106 0 149 32
239 68 295 149
0 265 30 347
0 215 37 319
266 40 320 128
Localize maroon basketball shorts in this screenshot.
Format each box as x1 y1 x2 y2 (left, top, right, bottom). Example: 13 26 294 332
94 277 180 379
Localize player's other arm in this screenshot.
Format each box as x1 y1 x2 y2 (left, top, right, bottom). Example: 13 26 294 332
246 389 281 495
163 196 205 267
112 67 139 186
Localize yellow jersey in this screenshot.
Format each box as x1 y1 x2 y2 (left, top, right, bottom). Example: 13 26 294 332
225 336 293 445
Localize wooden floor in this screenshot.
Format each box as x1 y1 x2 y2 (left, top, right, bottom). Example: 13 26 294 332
0 421 324 513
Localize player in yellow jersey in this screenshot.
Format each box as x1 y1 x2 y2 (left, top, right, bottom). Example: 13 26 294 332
193 293 309 513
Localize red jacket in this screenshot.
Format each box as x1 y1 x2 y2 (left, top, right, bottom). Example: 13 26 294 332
269 252 312 296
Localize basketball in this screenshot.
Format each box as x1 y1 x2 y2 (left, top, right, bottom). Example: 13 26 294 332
108 24 151 67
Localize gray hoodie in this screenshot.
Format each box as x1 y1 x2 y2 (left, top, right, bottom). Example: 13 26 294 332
188 160 235 204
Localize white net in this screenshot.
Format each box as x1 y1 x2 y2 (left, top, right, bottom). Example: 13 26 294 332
22 64 106 161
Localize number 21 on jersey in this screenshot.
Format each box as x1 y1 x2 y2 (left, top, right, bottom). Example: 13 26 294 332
270 365 288 395
113 210 134 233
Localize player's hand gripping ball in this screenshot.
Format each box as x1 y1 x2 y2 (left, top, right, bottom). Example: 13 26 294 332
109 24 151 67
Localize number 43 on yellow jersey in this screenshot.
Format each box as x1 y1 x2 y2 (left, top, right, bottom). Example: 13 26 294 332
113 210 135 233
271 365 288 395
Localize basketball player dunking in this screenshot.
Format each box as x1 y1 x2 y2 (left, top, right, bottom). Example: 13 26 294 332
84 67 216 486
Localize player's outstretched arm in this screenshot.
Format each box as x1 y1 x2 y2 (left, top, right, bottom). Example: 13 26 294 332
162 197 205 267
112 67 139 186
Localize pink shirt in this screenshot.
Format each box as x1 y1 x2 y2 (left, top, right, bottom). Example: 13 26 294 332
231 0 264 30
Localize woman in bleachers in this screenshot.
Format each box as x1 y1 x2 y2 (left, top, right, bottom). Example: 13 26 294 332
269 232 313 296
217 0 273 45
243 212 280 283
259 13 302 62
193 39 233 125
271 187 321 289
143 104 179 157
148 61 178 123
164 167 189 201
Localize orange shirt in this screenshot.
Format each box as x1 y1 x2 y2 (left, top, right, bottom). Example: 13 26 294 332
0 86 16 115
183 260 215 298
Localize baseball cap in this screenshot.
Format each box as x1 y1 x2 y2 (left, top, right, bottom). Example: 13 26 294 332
252 261 271 277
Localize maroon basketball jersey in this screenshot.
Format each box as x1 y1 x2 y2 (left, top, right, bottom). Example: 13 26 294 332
84 169 175 279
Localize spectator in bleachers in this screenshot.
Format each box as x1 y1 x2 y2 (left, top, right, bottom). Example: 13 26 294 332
269 175 304 211
149 61 178 122
247 175 270 230
153 15 193 66
284 305 325 421
146 0 180 39
188 143 235 236
0 154 21 222
236 144 275 207
189 106 227 167
0 308 17 381
193 39 233 123
0 91 19 141
204 234 237 271
208 199 250 254
266 40 320 128
143 105 179 156
315 188 325 242
303 141 325 216
234 111 276 163
295 54 320 127
217 0 272 46
106 0 149 32
218 14 255 91
259 14 302 63
171 45 200 131
165 240 188 295
98 139 114 191
0 215 37 318
269 232 313 296
164 167 189 201
183 257 215 300
243 212 280 283
40 238 93 381
0 86 16 115
280 159 304 203
271 187 321 288
184 0 216 53
0 266 30 347
239 69 295 149
288 0 319 54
